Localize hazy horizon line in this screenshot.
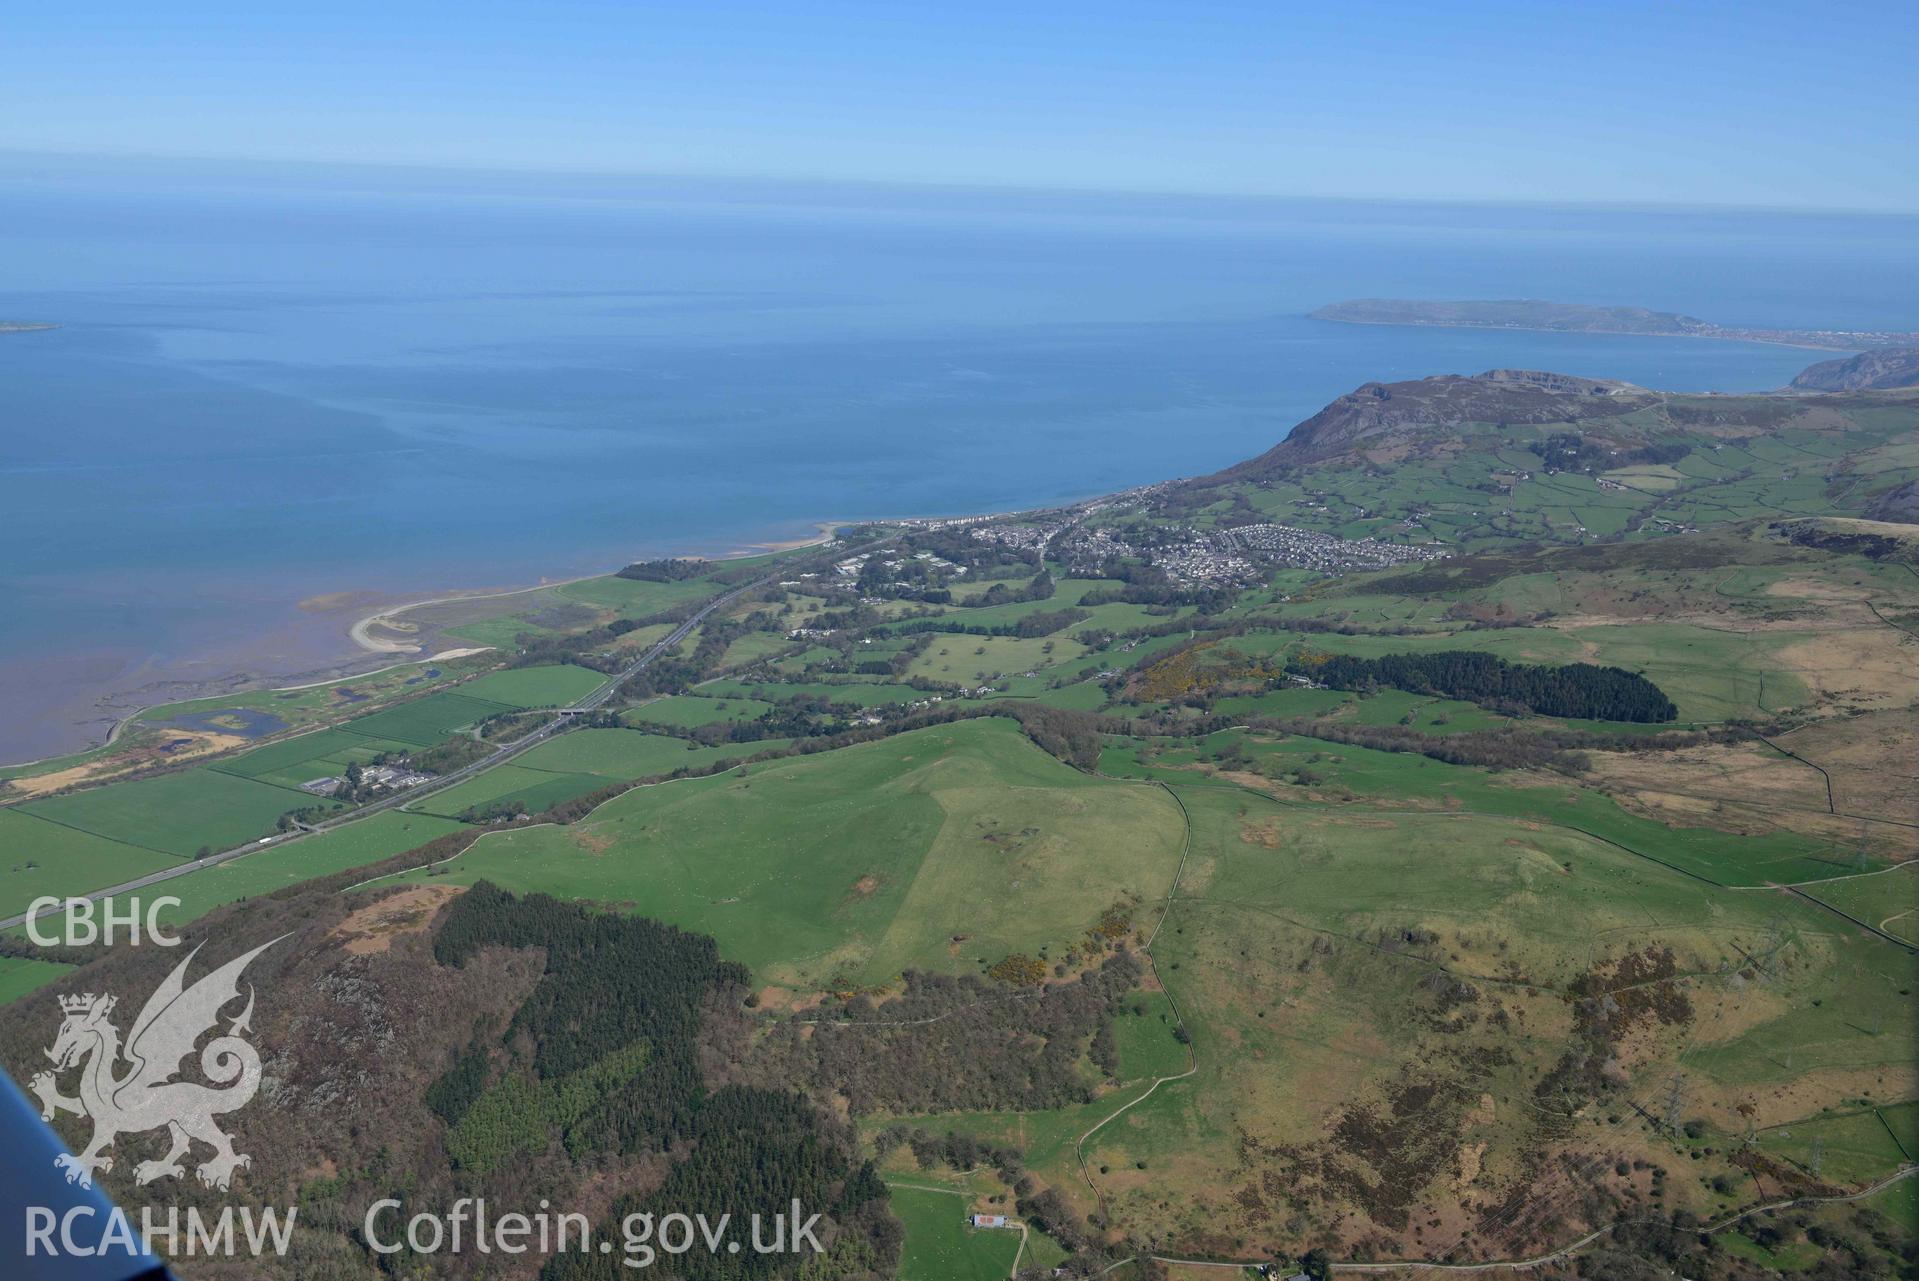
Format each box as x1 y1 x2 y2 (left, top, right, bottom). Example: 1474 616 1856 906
6 146 1917 222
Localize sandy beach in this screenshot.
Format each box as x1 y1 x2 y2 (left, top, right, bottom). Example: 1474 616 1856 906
341 520 846 659
0 520 850 768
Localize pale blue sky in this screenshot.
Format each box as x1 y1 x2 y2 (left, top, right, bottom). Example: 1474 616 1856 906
3 0 1914 209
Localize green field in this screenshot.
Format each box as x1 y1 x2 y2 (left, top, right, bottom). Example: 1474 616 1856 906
18 767 337 858
455 664 608 708
512 728 778 779
1112 989 1191 1082
1100 728 1867 887
127 657 483 738
1022 682 1109 711
718 632 795 669
625 694 775 728
1224 623 1587 668
1868 1175 1919 1233
2 660 484 790
1800 868 1919 945
888 1186 1024 1281
433 577 727 646
85 811 468 931
906 635 1085 685
443 614 556 649
0 955 74 1006
1756 1105 1917 1187
379 718 1186 989
1561 623 1814 721
216 727 412 780
870 1083 1161 1195
552 574 724 616
1216 613 1821 724
0 808 180 918
336 692 518 747
412 763 609 819
1335 689 1511 733
702 679 923 708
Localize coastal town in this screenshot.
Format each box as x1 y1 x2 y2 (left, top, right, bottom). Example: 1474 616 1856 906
958 515 1447 586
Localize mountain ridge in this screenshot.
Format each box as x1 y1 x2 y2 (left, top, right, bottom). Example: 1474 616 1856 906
1312 297 1919 352
1791 346 1919 391
1205 369 1919 481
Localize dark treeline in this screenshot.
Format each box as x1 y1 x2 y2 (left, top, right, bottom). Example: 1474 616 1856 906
399 734 492 774
966 568 1055 606
615 558 710 582
6 825 493 953
0 934 107 967
511 611 684 676
874 607 1090 640
1773 519 1913 562
432 885 900 1281
1570 1205 1914 1280
1243 716 1592 775
874 1129 1103 1266
1243 614 1439 638
895 526 1043 573
434 883 742 1147
1077 579 1239 614
1535 724 1736 754
1367 535 1766 599
617 557 768 588
423 1040 492 1128
1007 703 1107 772
515 559 806 679
1297 650 1677 722
429 706 1109 837
635 700 859 748
1530 432 1690 473
852 634 935 678
855 554 1042 603
548 1087 898 1281
274 803 335 831
1011 606 1091 637
516 707 1112 830
453 799 529 825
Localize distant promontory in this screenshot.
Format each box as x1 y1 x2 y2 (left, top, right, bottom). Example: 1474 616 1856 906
1790 345 1919 391
1311 298 1919 353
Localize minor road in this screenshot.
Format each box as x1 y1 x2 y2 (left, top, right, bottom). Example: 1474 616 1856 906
1 553 848 933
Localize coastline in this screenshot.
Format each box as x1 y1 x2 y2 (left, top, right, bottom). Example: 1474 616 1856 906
1 521 850 772
343 520 846 657
1312 315 1864 354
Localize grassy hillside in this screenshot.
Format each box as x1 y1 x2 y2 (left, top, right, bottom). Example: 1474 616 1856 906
4 375 1915 1277
377 718 1186 992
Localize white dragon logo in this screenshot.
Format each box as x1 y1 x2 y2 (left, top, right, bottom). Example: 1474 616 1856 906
28 937 281 1191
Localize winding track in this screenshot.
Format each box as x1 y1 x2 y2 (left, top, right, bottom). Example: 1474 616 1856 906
1079 773 1917 1276
1072 782 1199 1223
14 543 1915 1268
1112 1163 1918 1275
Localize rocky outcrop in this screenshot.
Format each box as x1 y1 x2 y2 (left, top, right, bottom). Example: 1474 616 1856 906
1216 370 1650 472
1790 347 1919 391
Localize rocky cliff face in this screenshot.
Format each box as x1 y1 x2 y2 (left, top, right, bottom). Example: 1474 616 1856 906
1868 479 1919 523
1791 347 1919 391
1215 369 1651 472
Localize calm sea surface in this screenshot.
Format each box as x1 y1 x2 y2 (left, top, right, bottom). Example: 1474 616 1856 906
3 170 1916 759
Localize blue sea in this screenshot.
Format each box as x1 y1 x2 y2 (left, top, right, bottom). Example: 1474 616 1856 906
3 159 1917 759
